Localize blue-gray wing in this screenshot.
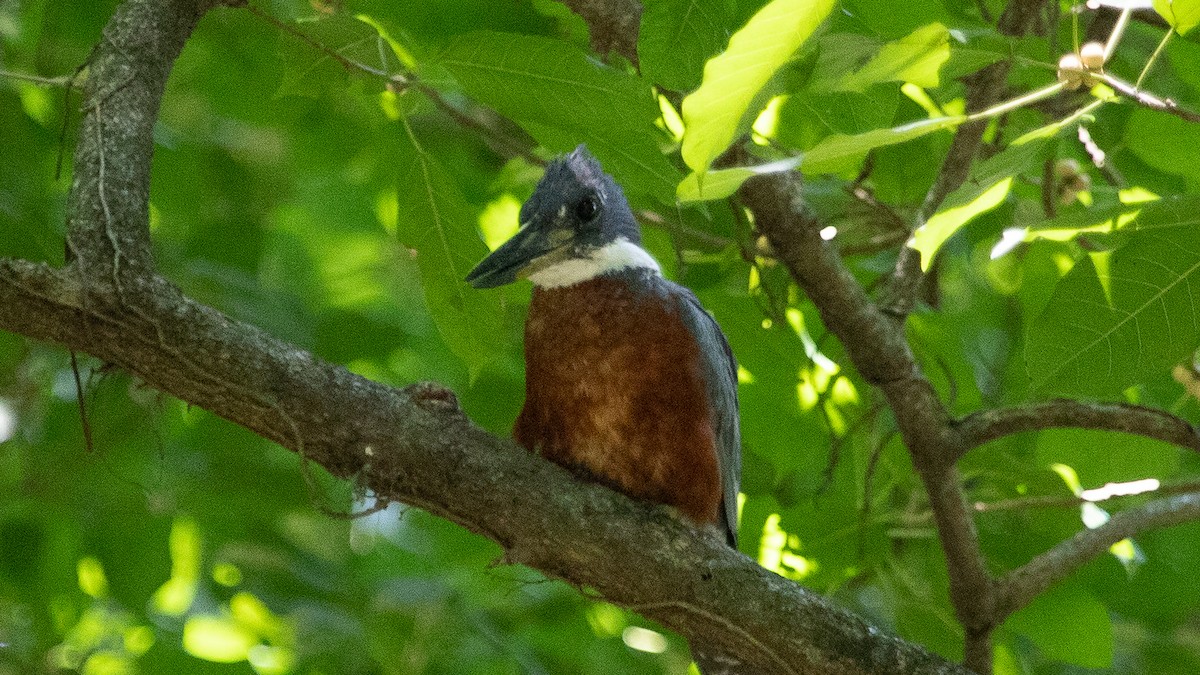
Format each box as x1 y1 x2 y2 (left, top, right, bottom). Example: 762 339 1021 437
670 283 741 548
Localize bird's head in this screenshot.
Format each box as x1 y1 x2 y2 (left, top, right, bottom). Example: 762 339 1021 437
466 145 659 289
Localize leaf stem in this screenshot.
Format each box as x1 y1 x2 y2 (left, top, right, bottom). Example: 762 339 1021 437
1135 28 1174 89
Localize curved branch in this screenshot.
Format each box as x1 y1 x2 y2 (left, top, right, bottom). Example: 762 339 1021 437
0 1 975 673
994 493 1200 620
955 399 1200 460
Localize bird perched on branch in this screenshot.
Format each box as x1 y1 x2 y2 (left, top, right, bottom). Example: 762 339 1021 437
466 145 741 548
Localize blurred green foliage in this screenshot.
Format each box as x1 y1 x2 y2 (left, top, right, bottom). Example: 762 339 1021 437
3 0 1200 673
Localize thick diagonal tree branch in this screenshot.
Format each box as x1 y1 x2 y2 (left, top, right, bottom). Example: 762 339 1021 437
0 1 976 673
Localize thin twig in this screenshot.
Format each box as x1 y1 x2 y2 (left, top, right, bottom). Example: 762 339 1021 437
1098 72 1200 123
0 70 72 87
974 477 1200 513
70 351 95 453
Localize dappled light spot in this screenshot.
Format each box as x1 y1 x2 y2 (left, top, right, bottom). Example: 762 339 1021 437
375 189 399 235
248 644 295 675
152 518 201 616
1081 478 1160 501
751 95 786 143
758 514 817 581
212 562 242 587
622 626 668 653
0 398 15 443
183 616 255 663
123 626 155 656
656 95 684 141
587 604 626 638
77 557 108 599
478 194 521 251
81 650 132 675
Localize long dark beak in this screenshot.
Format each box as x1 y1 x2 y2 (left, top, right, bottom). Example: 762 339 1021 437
466 218 569 288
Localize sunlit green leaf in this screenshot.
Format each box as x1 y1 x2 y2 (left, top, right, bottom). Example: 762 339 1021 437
680 0 835 175
800 115 963 174
676 157 800 202
275 15 404 98
839 23 951 92
909 136 1048 269
1154 0 1200 34
1027 194 1200 240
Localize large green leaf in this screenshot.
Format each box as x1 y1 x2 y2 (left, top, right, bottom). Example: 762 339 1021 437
1007 583 1114 669
440 32 678 201
676 157 800 202
1154 0 1200 35
838 23 951 92
1027 194 1200 239
909 136 1049 269
275 14 412 98
680 0 835 175
1027 227 1200 397
393 124 506 377
638 0 736 91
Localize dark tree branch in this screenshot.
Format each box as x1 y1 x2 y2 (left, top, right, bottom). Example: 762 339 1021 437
0 1 978 673
995 493 1200 620
884 0 1049 317
0 258 969 675
955 399 1200 460
737 173 996 670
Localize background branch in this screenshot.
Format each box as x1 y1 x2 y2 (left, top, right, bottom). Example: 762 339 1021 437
955 399 1200 459
995 493 1200 620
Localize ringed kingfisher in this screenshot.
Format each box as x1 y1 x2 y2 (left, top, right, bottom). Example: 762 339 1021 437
465 145 741 549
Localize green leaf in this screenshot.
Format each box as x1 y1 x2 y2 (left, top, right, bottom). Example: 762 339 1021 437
1027 194 1200 239
394 123 507 377
1123 107 1200 181
909 136 1048 269
1154 0 1200 34
1007 583 1113 669
1035 430 1181 487
676 157 800 202
800 115 963 174
638 0 736 91
275 15 407 98
1027 228 1200 397
838 23 951 92
440 32 678 202
680 0 835 175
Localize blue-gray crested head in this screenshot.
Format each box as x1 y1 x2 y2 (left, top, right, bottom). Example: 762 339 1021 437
466 145 657 289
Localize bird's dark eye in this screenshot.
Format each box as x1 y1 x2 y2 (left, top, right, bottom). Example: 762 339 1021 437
574 196 599 222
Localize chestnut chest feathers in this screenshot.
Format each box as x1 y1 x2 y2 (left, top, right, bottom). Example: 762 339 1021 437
466 145 741 548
